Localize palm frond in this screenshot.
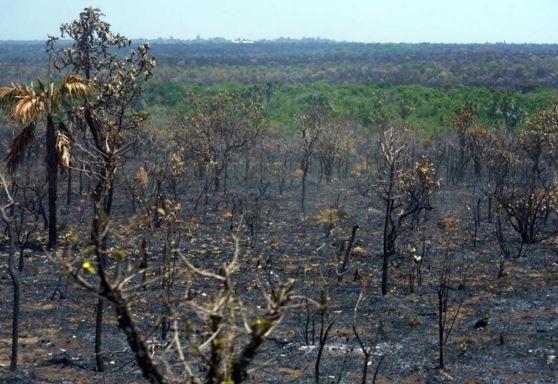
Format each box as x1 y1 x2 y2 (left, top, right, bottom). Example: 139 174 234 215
5 122 36 173
60 74 91 99
11 93 45 125
55 123 73 170
0 83 31 111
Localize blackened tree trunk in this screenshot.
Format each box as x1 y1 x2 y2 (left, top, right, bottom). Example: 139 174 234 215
46 116 58 248
94 175 115 372
438 289 445 370
8 219 20 372
92 182 106 372
338 225 359 282
1 189 20 371
67 168 72 206
382 194 395 296
95 297 105 372
301 155 310 218
9 247 20 372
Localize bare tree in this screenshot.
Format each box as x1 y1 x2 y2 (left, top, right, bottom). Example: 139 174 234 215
488 133 558 245
376 125 439 295
0 172 20 371
53 226 301 383
450 105 475 183
176 92 265 195
315 117 355 183
296 94 332 217
437 256 466 370
465 123 493 180
352 291 384 384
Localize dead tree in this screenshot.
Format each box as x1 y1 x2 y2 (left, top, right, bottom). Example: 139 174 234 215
352 290 384 384
53 7 156 371
437 256 466 370
296 94 332 218
337 224 359 282
176 92 265 195
53 227 301 383
376 126 439 295
0 172 20 371
488 135 558 245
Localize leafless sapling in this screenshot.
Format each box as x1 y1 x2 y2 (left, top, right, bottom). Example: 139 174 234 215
352 290 385 384
437 255 466 370
376 125 439 295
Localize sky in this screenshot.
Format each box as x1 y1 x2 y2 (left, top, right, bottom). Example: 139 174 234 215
0 0 557 44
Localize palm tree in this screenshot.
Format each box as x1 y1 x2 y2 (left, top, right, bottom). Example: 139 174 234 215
0 75 90 247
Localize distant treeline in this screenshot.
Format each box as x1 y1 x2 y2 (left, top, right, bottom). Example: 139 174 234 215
2 40 558 136
3 40 558 88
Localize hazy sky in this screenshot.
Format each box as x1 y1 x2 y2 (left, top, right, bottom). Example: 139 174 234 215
1 0 557 43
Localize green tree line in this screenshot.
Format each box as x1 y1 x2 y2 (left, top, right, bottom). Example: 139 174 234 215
144 81 558 137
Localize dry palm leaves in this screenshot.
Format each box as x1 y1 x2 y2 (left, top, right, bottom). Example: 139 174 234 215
0 75 90 125
0 83 30 107
5 122 36 173
1 75 90 172
55 124 73 170
12 92 46 125
59 74 91 99
0 83 44 125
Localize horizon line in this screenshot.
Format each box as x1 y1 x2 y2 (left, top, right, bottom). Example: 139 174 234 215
1 37 558 45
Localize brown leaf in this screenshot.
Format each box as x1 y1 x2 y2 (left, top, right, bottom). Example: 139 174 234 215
5 122 36 173
55 128 72 169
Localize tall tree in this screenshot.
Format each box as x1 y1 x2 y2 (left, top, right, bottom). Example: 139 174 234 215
0 73 90 247
52 7 155 372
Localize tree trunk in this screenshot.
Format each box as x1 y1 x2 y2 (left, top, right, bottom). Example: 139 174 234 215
438 289 445 370
1 198 20 371
338 225 359 282
46 117 58 248
213 168 221 193
112 296 167 384
223 157 229 194
382 198 394 296
95 297 105 372
93 194 106 372
94 176 115 373
6 213 20 371
301 157 309 218
10 269 20 372
67 168 72 206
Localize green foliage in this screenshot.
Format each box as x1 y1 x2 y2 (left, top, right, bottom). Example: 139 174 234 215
6 41 558 138
143 81 558 137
